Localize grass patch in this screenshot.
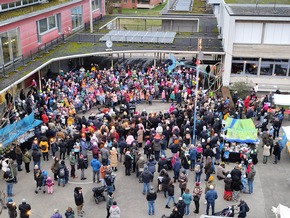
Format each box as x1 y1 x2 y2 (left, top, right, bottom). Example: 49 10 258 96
192 0 206 14
225 0 290 4
0 0 71 21
112 1 167 16
119 18 162 31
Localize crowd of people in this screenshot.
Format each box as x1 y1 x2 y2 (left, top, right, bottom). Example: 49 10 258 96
0 62 286 218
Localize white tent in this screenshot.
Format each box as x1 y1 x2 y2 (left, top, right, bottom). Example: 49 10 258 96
272 204 290 218
274 94 290 106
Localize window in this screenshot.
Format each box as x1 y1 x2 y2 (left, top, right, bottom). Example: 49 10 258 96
37 15 57 35
71 6 83 30
92 0 100 11
261 59 289 77
0 29 21 66
231 57 258 75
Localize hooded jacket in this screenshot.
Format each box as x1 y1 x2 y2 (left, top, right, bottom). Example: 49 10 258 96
109 205 120 218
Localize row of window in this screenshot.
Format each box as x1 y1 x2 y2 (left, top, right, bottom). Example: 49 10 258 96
231 58 290 77
0 0 45 12
0 5 85 66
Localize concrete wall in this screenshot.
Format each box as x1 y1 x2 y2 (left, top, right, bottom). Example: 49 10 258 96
162 20 198 32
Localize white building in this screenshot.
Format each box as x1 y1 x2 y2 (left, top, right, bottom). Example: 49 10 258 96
208 0 290 92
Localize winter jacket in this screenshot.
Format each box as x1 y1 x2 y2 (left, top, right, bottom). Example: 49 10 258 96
167 184 175 196
142 170 153 183
90 158 101 172
247 168 256 182
217 165 227 179
178 174 188 189
224 177 233 191
74 190 84 206
262 145 270 156
176 200 185 216
231 168 242 182
146 191 157 201
182 192 192 205
205 189 218 203
189 148 197 161
124 154 133 168
109 205 120 218
231 180 242 191
158 158 168 172
173 160 182 172
50 212 63 218
147 159 156 173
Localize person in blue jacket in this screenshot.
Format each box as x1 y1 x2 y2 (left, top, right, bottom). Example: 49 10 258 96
205 185 218 215
189 145 197 171
90 156 101 183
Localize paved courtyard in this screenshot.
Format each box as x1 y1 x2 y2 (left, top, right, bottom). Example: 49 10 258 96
1 102 290 218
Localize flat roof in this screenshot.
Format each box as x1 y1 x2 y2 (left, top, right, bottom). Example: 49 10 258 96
226 4 290 16
225 0 290 4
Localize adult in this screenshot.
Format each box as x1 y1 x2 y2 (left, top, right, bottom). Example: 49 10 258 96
3 168 15 197
178 171 188 196
224 174 233 201
273 142 280 164
18 199 31 218
217 162 227 180
110 147 118 172
142 165 153 195
69 151 77 179
165 181 176 209
247 165 256 194
90 156 101 183
74 187 84 217
22 149 31 173
39 136 49 161
204 156 213 182
146 186 157 216
106 192 114 218
238 199 250 218
205 185 218 216
57 160 67 187
194 158 203 183
192 182 202 214
6 198 17 218
78 154 88 180
182 188 192 216
173 157 182 183
124 151 133 176
262 144 270 164
31 147 41 170
176 197 185 218
51 157 60 181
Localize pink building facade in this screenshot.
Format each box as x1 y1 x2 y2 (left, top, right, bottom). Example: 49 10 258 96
0 0 105 67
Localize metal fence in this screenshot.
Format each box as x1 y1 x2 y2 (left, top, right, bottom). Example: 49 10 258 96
0 34 65 77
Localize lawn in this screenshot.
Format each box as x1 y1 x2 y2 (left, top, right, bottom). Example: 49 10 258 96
225 0 290 4
112 1 167 16
0 0 71 22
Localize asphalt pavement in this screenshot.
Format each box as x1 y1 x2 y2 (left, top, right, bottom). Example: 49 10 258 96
1 101 289 218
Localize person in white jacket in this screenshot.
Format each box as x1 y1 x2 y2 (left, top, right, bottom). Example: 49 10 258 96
109 201 120 218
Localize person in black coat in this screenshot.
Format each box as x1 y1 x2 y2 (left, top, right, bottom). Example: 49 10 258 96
176 197 185 218
146 186 157 215
124 151 133 176
74 187 84 217
273 142 280 164
169 207 183 218
18 199 31 218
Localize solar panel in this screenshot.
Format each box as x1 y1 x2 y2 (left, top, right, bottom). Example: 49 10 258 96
100 30 176 44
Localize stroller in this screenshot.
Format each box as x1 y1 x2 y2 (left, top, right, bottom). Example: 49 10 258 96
214 205 236 217
92 186 106 204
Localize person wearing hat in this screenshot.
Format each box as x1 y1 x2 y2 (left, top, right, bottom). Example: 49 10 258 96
146 186 157 215
247 165 256 194
50 209 62 218
6 198 17 218
18 198 31 218
192 182 203 214
153 134 162 161
205 185 218 216
176 196 185 217
224 173 233 201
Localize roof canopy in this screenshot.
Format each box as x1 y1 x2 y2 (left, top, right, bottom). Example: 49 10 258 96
274 94 290 106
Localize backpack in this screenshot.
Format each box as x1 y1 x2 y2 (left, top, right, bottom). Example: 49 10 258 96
59 167 65 178
41 145 46 151
194 164 201 173
245 204 250 212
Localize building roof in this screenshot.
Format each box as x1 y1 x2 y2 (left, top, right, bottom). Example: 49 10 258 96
224 0 290 4
226 5 290 17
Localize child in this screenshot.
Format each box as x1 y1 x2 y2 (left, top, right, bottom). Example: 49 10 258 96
223 149 230 165
46 176 54 194
241 175 248 193
42 170 48 194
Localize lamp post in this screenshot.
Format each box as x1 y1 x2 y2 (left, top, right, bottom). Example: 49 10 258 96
192 50 204 144
89 0 93 33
